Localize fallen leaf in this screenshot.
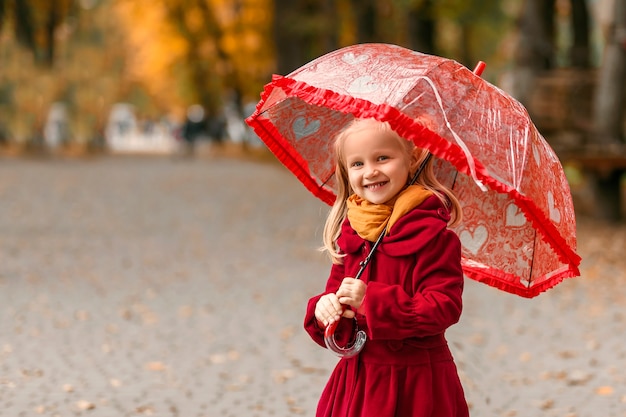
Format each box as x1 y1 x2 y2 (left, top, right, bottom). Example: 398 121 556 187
595 386 614 396
178 305 193 318
136 405 155 415
76 400 96 410
62 383 74 392
273 369 295 384
557 350 577 359
209 354 226 364
281 326 295 340
567 370 592 386
469 333 485 346
539 399 554 410
145 361 166 371
74 310 90 321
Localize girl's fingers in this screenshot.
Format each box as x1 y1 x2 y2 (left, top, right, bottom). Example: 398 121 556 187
342 309 355 319
316 295 344 326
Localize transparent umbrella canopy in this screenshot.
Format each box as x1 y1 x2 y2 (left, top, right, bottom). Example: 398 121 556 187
246 43 582 355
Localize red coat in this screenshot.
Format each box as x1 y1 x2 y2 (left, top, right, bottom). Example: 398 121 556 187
304 196 469 417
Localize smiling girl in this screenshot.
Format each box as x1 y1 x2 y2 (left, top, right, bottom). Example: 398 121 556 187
303 118 469 417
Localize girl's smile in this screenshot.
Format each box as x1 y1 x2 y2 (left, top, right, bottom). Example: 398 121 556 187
342 124 416 204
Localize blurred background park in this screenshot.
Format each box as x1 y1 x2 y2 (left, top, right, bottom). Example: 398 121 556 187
0 0 625 221
1 2 626 415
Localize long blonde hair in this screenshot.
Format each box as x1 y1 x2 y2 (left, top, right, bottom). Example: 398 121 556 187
321 118 462 264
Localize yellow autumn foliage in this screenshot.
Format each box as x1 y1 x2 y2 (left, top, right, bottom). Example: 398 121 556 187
112 0 274 118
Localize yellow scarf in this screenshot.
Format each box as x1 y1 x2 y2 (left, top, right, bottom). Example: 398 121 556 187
346 185 433 241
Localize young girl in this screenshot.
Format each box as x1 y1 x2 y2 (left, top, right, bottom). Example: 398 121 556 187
303 118 469 417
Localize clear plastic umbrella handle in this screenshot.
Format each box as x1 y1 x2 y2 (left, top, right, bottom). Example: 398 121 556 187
323 318 367 357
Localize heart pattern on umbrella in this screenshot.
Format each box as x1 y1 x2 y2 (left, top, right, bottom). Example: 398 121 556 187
506 204 527 227
460 225 488 255
342 52 370 65
293 117 321 140
548 191 561 224
348 76 380 94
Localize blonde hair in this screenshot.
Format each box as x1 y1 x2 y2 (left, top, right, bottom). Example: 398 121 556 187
321 118 462 264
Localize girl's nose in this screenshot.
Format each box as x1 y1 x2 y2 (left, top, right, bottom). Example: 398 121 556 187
365 167 379 178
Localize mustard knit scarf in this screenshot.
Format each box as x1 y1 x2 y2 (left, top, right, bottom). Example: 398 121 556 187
346 185 433 241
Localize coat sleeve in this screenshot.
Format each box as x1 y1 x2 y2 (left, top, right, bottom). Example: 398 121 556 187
303 261 358 348
363 228 464 340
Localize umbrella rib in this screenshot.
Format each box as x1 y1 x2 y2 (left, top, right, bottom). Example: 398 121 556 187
320 171 336 189
527 227 538 289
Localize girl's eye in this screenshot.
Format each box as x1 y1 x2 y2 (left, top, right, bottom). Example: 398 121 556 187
377 155 389 161
350 161 363 168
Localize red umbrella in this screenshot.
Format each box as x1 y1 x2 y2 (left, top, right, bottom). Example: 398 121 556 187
246 43 581 299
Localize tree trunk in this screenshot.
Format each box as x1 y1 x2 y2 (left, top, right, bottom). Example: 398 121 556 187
569 0 590 68
592 0 626 145
322 0 339 53
273 0 301 75
349 0 377 43
406 0 435 55
0 0 5 32
585 169 624 221
13 0 36 53
44 0 61 67
511 0 556 105
273 0 336 75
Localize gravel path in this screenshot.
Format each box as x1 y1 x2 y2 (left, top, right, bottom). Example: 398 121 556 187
0 154 624 417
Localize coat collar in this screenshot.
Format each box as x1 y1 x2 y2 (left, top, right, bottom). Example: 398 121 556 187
338 195 451 257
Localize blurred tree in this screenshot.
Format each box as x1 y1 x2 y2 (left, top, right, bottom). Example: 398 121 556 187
593 0 625 145
349 0 377 43
588 0 626 221
0 0 75 67
569 0 591 68
273 0 338 75
164 0 225 114
0 0 37 56
509 0 594 106
406 0 436 55
113 0 274 118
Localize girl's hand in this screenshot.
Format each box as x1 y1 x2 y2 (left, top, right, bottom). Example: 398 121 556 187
315 293 344 327
336 277 367 318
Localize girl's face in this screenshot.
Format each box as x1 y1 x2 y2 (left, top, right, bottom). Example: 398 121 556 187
342 124 415 204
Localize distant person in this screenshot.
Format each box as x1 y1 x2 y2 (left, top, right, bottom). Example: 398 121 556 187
181 105 207 156
207 110 227 146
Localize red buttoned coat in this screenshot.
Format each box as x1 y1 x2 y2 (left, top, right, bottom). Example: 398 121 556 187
304 196 469 417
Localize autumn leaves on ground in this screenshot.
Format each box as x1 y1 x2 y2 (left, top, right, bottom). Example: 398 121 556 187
0 154 625 417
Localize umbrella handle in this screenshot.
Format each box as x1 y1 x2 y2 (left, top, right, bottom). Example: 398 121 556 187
323 316 367 357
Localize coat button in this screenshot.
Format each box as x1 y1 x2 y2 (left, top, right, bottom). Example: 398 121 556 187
437 207 450 220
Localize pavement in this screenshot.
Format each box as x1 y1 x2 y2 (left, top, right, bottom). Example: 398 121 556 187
0 152 625 417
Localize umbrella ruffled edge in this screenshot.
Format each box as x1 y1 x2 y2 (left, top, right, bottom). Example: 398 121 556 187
246 75 582 297
463 259 580 298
